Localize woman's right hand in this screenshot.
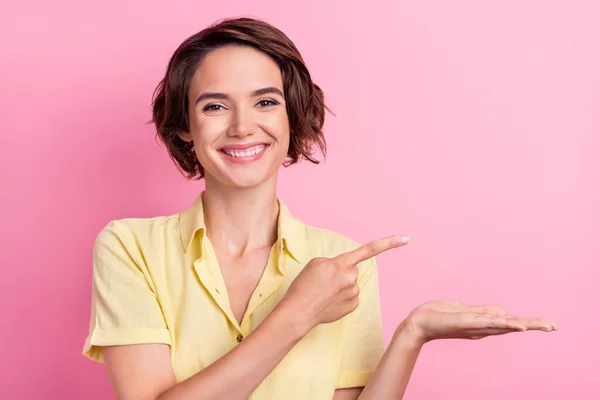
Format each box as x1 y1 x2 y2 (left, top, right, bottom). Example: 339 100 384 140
278 235 410 334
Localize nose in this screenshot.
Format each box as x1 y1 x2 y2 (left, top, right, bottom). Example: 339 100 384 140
227 108 256 138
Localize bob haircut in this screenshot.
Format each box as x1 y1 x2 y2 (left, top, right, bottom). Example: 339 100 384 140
151 17 328 180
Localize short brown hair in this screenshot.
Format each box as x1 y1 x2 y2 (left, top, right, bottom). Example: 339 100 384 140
151 17 328 180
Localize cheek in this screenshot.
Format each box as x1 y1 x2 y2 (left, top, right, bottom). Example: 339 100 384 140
192 116 226 146
264 111 290 142
189 121 219 165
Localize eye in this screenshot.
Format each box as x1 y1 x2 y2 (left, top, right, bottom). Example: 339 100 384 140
256 99 279 108
203 104 226 112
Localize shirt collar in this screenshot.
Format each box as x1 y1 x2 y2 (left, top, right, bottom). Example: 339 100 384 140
179 193 306 265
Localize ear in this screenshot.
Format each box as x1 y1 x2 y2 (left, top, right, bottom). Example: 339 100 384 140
178 131 193 143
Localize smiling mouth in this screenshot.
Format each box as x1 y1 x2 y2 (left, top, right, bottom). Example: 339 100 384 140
220 144 268 158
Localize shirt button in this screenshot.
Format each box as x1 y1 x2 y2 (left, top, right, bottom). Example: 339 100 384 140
236 334 244 343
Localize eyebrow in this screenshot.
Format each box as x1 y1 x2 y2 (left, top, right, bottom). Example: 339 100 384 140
195 87 284 105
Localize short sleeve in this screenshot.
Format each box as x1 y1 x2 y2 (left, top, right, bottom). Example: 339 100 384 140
335 257 385 389
82 222 171 363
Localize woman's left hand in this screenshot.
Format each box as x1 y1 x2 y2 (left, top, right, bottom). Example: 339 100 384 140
400 301 558 344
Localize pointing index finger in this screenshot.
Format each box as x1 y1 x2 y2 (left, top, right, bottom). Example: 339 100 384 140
338 235 409 265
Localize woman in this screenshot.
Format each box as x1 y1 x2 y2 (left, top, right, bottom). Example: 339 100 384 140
83 17 557 400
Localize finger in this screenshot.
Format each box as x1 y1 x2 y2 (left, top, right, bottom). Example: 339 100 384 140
477 315 558 332
459 314 527 331
464 321 560 339
338 235 409 265
505 316 557 332
457 313 558 336
464 328 522 339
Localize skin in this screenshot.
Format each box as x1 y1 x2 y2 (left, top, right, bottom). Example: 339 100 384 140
103 45 558 400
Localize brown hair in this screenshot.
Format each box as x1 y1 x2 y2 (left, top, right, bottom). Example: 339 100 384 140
151 17 328 180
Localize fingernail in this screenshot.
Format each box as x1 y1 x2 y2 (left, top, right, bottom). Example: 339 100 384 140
396 236 410 245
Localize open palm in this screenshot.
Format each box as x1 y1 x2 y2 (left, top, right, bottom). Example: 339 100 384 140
405 301 558 343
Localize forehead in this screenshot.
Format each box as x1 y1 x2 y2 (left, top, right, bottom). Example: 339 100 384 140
190 45 284 96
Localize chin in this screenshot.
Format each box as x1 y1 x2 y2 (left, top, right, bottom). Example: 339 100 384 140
205 147 285 189
224 169 278 189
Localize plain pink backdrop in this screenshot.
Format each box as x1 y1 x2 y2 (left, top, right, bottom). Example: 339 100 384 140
1 1 598 399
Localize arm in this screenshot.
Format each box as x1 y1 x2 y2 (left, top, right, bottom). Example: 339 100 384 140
355 302 558 400
333 256 559 400
105 305 308 400
87 226 405 400
87 224 308 400
356 321 423 400
333 388 363 400
331 324 422 400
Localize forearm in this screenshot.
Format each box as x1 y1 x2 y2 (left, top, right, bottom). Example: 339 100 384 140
358 321 424 400
157 306 307 400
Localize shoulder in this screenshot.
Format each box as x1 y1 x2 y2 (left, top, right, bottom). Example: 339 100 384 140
303 223 362 254
93 213 181 254
91 213 184 282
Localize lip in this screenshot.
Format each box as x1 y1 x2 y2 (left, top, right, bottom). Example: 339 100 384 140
219 142 269 151
219 143 270 165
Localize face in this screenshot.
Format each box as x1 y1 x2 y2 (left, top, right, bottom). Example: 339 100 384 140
181 45 290 189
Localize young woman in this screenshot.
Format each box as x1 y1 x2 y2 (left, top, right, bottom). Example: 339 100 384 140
83 17 557 400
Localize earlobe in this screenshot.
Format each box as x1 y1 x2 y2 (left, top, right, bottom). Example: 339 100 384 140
178 131 193 143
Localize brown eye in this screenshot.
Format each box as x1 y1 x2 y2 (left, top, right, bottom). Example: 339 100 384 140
256 99 278 108
203 104 225 112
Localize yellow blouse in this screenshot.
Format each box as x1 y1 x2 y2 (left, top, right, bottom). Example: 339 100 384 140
83 195 385 399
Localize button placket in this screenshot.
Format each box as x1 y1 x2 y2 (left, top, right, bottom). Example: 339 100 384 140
193 258 241 332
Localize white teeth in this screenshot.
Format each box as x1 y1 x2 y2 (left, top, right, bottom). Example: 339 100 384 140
224 145 266 158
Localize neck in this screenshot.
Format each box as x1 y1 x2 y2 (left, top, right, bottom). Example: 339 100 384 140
202 174 280 257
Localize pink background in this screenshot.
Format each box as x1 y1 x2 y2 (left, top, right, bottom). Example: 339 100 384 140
2 1 598 398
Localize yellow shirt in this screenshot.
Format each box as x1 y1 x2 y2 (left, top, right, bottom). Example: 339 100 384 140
83 195 385 399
